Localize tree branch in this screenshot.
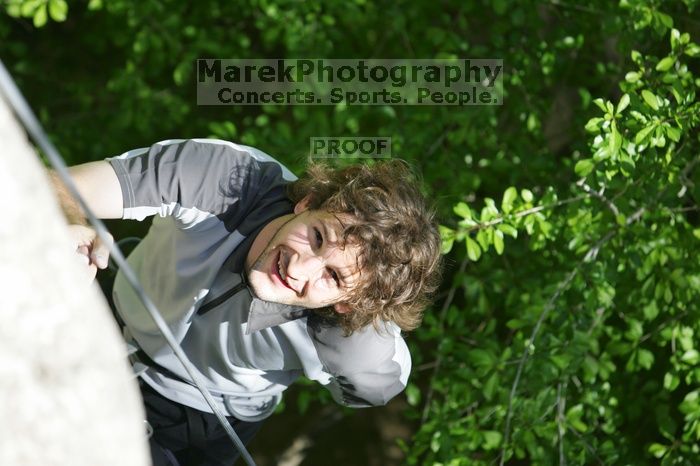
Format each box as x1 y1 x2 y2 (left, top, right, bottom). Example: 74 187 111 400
421 255 469 425
464 194 588 233
494 149 700 464
557 381 568 466
498 262 581 466
498 203 649 465
576 179 620 218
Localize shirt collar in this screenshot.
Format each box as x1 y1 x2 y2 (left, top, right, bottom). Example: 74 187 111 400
220 201 306 334
245 297 310 335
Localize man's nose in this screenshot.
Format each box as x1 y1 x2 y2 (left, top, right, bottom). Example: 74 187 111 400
286 252 325 289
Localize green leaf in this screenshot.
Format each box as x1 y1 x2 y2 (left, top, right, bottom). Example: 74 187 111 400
663 372 680 391
608 340 631 356
453 202 472 220
574 159 595 177
637 348 654 369
566 404 588 432
625 71 641 83
585 117 603 132
483 373 498 400
520 189 533 203
21 0 41 17
609 125 622 155
497 223 518 238
643 301 659 321
296 390 311 414
593 146 610 162
208 121 237 138
405 383 421 406
439 225 455 255
482 431 502 450
582 355 599 380
255 114 269 127
6 2 21 17
593 98 608 113
476 229 490 252
33 4 47 27
430 431 442 453
655 56 675 72
48 0 67 22
635 124 655 144
466 236 481 261
484 197 498 215
666 126 681 142
493 229 504 255
664 286 673 304
616 94 630 114
551 353 571 369
649 443 668 459
625 319 643 341
671 28 681 49
506 318 526 329
641 90 659 110
501 186 518 213
173 61 191 86
679 327 694 352
656 12 673 29
680 391 699 414
468 349 495 368
524 214 535 235
681 349 700 365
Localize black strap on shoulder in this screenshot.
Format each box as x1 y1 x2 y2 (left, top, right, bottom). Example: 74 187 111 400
134 349 194 387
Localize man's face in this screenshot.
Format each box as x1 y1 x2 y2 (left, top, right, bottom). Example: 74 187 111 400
246 199 360 313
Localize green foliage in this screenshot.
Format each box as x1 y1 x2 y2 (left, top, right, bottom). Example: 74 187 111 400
424 3 700 465
2 0 700 464
5 0 67 27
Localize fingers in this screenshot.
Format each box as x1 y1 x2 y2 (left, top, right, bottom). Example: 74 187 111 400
72 244 98 283
66 224 113 281
85 263 98 283
90 232 114 269
76 244 91 265
67 224 96 247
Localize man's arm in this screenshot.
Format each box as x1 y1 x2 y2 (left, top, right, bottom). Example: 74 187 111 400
49 161 122 281
49 161 124 224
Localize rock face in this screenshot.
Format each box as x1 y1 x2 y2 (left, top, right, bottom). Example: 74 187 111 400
0 91 149 466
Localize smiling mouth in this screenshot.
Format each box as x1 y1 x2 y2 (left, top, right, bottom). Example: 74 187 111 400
273 249 294 291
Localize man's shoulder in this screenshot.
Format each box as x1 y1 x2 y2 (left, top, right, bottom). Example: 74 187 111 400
170 138 297 182
307 318 409 373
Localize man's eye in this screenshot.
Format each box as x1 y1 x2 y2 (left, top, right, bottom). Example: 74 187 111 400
328 268 340 286
314 228 323 247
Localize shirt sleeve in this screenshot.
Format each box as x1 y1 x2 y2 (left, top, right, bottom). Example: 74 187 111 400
307 321 412 408
106 139 261 228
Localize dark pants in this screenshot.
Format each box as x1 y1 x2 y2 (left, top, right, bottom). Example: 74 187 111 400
108 303 263 466
139 378 263 466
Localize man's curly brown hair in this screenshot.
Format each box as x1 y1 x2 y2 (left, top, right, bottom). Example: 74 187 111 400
287 159 443 335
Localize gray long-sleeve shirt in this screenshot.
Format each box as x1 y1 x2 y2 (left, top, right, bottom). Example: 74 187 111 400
108 139 411 421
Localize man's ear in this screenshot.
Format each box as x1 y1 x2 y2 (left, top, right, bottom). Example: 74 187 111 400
333 302 352 314
294 194 313 214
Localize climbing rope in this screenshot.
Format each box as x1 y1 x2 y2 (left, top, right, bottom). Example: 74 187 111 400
0 59 257 466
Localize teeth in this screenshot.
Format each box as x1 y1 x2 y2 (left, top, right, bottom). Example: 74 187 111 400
278 255 286 280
